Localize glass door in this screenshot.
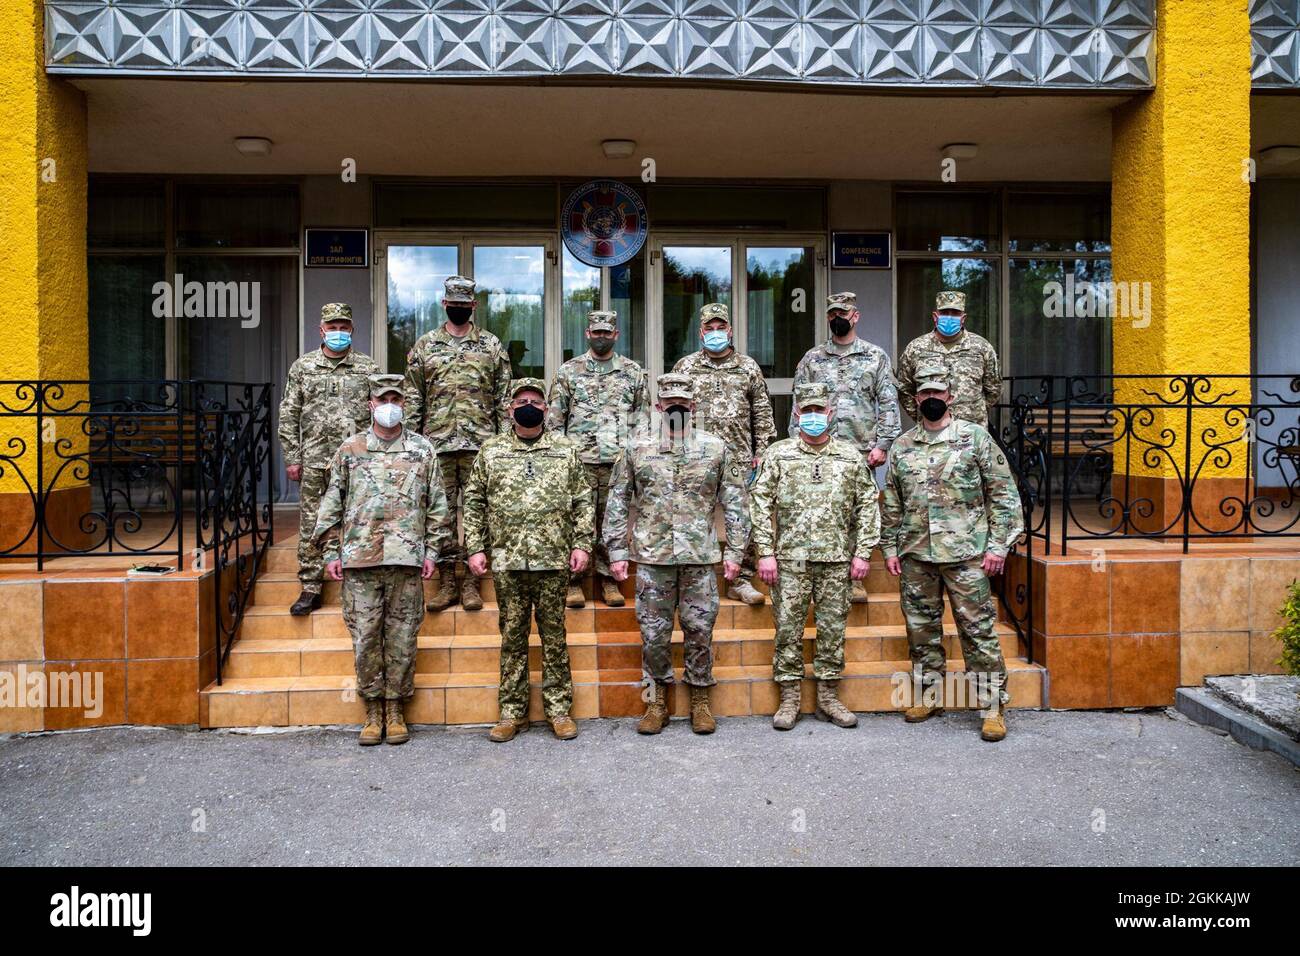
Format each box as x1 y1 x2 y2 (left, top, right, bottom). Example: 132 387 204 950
471 241 551 380
379 243 459 375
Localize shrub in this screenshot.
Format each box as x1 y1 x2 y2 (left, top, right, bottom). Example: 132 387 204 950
1272 579 1300 677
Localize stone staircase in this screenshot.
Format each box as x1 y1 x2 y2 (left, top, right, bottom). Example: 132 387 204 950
200 533 1046 728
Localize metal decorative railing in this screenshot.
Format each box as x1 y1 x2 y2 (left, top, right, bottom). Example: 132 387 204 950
0 380 274 683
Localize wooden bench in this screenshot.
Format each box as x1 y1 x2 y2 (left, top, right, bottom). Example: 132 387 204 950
88 414 202 508
1041 406 1115 495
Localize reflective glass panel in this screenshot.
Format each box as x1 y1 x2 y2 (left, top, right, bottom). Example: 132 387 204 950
661 246 731 369
473 245 546 379
385 245 458 376
745 245 816 380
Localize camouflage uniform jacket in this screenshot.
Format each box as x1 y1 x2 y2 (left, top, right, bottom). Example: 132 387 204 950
750 437 881 562
788 338 902 453
604 422 749 567
896 330 1001 425
402 322 513 454
547 352 650 465
671 350 778 463
462 429 595 571
277 348 378 468
313 428 449 569
880 419 1024 562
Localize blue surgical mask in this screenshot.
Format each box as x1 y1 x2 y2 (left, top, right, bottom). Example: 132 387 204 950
799 411 829 437
324 330 352 351
702 330 730 353
935 315 963 337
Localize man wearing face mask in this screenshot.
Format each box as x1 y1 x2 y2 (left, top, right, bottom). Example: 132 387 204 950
547 310 649 609
313 374 448 746
897 290 1001 428
672 303 777 607
403 275 513 615
462 379 594 743
789 291 901 605
278 302 378 616
751 382 881 731
604 374 749 735
881 364 1023 742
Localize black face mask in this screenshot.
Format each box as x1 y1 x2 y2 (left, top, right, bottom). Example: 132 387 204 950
513 404 544 428
446 305 473 326
589 337 614 356
829 316 852 337
919 397 948 422
664 404 691 431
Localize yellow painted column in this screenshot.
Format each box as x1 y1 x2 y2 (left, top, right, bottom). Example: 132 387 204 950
0 0 90 555
1110 0 1253 533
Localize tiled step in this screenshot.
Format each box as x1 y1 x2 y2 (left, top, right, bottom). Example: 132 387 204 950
201 658 1046 728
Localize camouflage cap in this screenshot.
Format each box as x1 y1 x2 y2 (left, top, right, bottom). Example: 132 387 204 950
915 363 949 392
935 290 966 312
444 275 476 304
368 373 405 399
826 291 857 313
587 310 618 332
509 377 548 400
656 373 693 402
320 302 353 323
699 302 731 327
794 381 831 409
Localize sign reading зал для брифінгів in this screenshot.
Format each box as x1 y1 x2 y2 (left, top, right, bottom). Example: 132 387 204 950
305 228 368 268
831 232 891 269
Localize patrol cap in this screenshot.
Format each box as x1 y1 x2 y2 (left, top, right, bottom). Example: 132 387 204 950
826 292 856 313
699 303 730 327
935 290 966 312
656 373 693 402
794 381 831 409
369 373 405 399
509 377 547 400
587 310 617 333
320 302 353 323
915 363 949 392
443 275 476 304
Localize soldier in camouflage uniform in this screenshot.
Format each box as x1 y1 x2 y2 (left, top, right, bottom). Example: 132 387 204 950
881 363 1024 742
672 303 778 607
789 291 901 605
547 309 649 610
314 374 449 746
604 373 749 736
278 302 378 616
752 382 881 731
403 275 513 614
896 290 1002 428
463 378 595 743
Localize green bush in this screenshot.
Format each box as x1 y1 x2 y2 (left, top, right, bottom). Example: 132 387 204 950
1273 579 1300 677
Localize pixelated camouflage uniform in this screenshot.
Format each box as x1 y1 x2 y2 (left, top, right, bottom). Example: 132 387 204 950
896 329 1001 427
403 322 513 567
880 418 1024 705
462 429 594 719
278 347 377 594
788 339 902 455
313 427 449 701
605 421 749 686
750 437 881 682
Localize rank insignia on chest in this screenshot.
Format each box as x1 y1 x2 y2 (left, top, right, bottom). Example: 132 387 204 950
811 462 823 483
523 459 537 481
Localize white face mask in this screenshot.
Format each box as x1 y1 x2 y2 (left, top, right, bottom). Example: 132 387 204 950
373 403 403 428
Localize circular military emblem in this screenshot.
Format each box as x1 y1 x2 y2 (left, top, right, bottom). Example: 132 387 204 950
561 180 648 267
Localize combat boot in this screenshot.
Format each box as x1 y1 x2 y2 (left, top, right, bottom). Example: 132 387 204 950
981 709 1007 742
565 580 586 608
290 590 322 616
358 700 383 746
850 579 870 604
772 681 801 730
460 573 483 612
601 576 625 607
904 681 945 722
384 699 410 745
689 685 716 735
549 715 579 740
426 567 457 612
815 680 858 728
637 682 669 735
726 579 766 606
488 716 529 743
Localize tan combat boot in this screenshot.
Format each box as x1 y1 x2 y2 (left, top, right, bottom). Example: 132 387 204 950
601 576 625 607
549 715 579 740
981 703 1007 742
637 682 669 735
460 572 483 612
566 580 586 608
815 679 858 728
384 699 410 745
772 681 801 730
850 579 870 604
689 685 717 735
726 579 766 606
488 716 529 743
903 690 945 722
358 700 384 746
426 567 457 612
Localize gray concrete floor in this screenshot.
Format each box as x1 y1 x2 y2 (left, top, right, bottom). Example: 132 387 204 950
1 709 1297 867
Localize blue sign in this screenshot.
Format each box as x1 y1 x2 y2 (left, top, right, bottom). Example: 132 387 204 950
305 228 368 268
562 181 648 267
831 231 891 269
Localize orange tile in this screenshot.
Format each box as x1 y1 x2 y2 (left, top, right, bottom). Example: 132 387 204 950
709 680 750 717
1249 558 1300 633
1110 633 1179 707
1043 635 1109 708
206 690 288 728
1043 562 1109 636
1249 629 1287 675
445 686 498 724
44 580 125 660
1179 558 1249 632
1178 631 1249 686
451 647 500 673
0 581 43 661
127 578 199 659
1110 559 1179 634
127 659 200 725
0 662 44 732
713 641 741 667
406 688 446 724
598 680 643 717
42 660 127 729
597 643 641 670
288 689 366 725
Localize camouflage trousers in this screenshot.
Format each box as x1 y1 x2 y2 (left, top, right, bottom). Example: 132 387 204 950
341 565 424 701
495 569 573 719
581 463 613 580
636 563 719 687
771 560 851 682
721 468 759 579
900 556 1009 706
436 450 478 568
296 464 331 593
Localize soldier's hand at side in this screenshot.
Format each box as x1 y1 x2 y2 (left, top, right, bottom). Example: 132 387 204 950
468 552 489 577
610 560 629 582
326 560 343 581
570 549 590 574
885 556 902 577
850 557 870 580
286 464 302 482
757 556 778 585
866 448 887 468
421 558 435 580
723 560 741 582
982 553 1006 576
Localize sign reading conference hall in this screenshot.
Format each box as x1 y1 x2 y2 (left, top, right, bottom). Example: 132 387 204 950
831 232 891 270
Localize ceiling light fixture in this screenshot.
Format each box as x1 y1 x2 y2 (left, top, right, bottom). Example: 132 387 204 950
941 143 978 161
601 139 636 159
1258 145 1300 169
233 136 273 157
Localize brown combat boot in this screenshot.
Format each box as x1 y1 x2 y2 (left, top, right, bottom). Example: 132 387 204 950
772 681 801 730
426 567 457 612
290 590 322 616
815 679 858 728
981 705 1007 742
488 716 529 743
904 680 945 723
358 699 383 746
726 579 766 606
689 685 716 735
549 715 579 740
460 573 483 612
601 576 625 607
637 682 669 735
384 698 410 745
850 579 870 604
565 581 586 608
